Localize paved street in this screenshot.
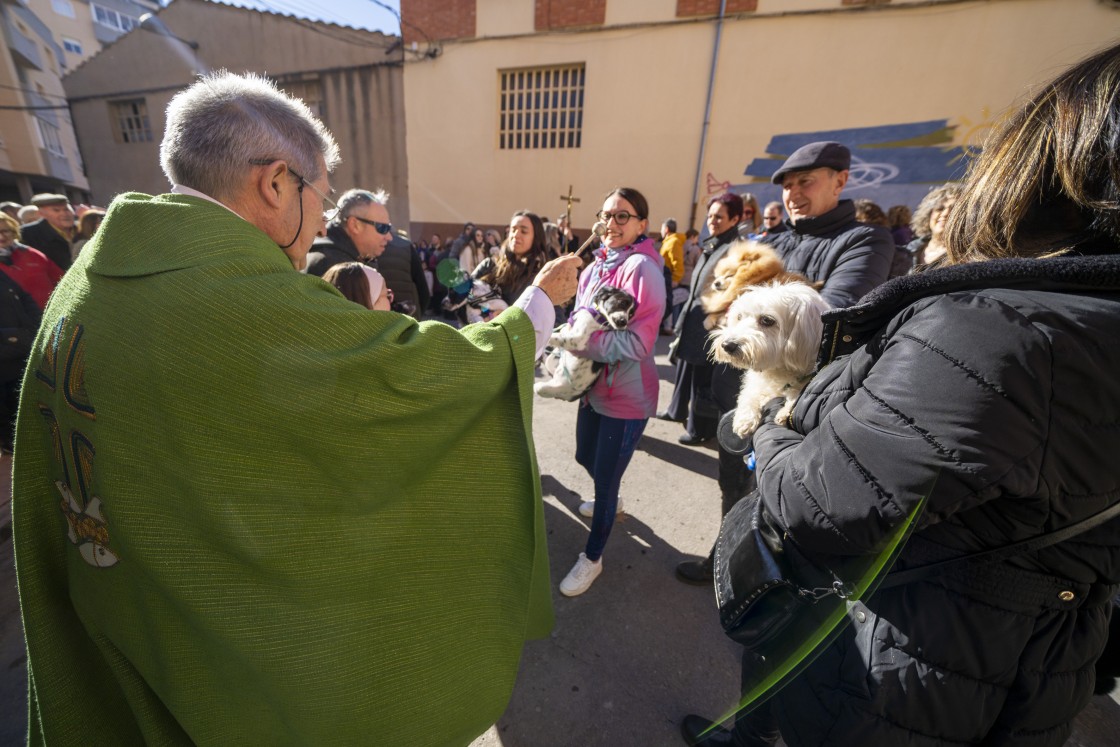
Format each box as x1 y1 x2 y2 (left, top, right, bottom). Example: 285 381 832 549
1 337 1118 745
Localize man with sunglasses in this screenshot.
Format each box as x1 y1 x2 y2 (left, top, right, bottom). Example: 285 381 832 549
305 188 393 277
11 71 580 746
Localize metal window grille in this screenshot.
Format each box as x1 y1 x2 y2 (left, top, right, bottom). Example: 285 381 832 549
110 99 153 144
499 64 585 150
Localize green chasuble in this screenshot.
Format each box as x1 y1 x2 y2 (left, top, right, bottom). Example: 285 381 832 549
12 193 554 746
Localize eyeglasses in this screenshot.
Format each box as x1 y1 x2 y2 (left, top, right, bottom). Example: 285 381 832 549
742 210 755 219
350 215 393 235
596 210 641 225
249 158 338 250
249 158 339 219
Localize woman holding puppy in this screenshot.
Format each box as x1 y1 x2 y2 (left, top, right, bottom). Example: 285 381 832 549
558 187 666 597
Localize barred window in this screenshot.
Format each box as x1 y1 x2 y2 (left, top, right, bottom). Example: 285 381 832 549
499 64 585 150
110 99 152 144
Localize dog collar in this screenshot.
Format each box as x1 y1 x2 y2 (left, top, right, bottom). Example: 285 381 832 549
573 304 609 326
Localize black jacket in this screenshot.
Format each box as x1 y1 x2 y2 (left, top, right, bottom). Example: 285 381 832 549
372 236 429 318
0 270 41 383
305 226 361 278
672 227 740 364
19 219 72 272
752 251 1120 745
761 200 894 308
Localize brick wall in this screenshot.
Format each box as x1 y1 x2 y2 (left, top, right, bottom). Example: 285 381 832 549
676 0 758 16
534 0 606 31
400 0 476 45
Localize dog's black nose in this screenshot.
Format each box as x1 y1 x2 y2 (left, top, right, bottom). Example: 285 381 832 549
722 340 739 354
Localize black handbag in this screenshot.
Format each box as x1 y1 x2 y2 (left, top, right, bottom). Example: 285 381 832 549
714 489 1120 652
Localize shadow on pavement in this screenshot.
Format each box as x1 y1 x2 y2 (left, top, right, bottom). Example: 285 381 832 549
487 484 742 747
636 434 719 480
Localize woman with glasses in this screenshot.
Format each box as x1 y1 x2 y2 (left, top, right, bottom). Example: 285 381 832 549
736 192 763 239
484 228 503 258
557 187 666 597
0 211 62 309
472 210 550 306
0 211 51 452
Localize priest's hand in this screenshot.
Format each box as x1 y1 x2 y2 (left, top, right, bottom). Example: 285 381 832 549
532 254 581 306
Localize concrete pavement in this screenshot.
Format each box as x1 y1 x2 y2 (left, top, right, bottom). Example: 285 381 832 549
1 338 1118 745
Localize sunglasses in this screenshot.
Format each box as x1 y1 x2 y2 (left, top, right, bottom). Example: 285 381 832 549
596 210 641 225
351 216 393 235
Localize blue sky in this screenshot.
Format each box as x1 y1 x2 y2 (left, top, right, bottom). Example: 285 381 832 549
165 0 402 35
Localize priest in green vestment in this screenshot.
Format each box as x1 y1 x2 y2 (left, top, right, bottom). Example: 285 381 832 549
12 71 581 746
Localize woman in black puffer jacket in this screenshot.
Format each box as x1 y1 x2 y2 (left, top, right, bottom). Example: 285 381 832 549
687 43 1120 747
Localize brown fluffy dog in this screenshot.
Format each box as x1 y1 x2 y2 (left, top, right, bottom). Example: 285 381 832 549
700 240 811 329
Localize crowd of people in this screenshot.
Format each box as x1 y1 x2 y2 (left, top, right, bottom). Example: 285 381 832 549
6 40 1120 747
0 193 107 451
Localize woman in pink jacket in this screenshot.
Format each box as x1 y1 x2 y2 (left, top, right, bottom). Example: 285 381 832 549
559 187 666 596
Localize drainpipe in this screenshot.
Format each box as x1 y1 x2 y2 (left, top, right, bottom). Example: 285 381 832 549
688 0 727 232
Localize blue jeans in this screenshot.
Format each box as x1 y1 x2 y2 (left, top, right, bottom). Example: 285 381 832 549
574 404 647 561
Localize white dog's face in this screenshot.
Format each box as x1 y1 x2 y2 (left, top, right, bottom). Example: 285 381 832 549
709 282 829 373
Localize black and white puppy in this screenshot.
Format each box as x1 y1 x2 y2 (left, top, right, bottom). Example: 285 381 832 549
535 286 637 401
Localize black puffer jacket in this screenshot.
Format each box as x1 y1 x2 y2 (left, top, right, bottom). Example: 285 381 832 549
751 251 1120 746
305 225 362 278
761 199 894 308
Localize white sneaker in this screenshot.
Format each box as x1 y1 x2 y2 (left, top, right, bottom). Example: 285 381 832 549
559 553 602 597
578 497 624 518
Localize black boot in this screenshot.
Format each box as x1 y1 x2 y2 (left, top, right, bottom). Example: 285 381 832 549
675 553 713 585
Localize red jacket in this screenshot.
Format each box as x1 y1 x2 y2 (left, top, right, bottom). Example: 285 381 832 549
0 243 63 309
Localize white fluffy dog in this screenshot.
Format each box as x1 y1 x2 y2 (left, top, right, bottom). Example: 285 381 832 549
709 281 830 437
535 286 637 401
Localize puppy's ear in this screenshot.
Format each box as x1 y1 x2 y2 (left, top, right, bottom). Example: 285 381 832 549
782 291 826 372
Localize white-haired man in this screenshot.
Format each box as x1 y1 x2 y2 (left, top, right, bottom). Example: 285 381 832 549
12 71 579 745
304 187 392 276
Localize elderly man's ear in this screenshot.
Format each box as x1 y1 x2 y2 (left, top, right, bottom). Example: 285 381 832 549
247 159 290 210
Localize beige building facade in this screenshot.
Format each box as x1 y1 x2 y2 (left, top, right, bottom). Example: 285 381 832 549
400 0 1120 240
0 0 157 204
63 0 409 224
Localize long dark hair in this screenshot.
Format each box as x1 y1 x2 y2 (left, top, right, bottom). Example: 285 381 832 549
944 42 1120 262
322 262 372 309
485 210 548 293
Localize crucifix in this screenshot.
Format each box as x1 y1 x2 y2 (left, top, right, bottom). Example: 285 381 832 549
559 185 580 222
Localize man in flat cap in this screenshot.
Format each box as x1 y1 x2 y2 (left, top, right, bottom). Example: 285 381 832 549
678 141 895 745
675 142 896 586
20 192 76 271
761 141 894 308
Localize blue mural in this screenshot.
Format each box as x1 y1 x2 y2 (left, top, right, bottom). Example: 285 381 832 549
714 120 976 218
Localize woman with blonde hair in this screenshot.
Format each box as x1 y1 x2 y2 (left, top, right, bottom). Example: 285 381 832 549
685 41 1120 747
736 192 762 238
